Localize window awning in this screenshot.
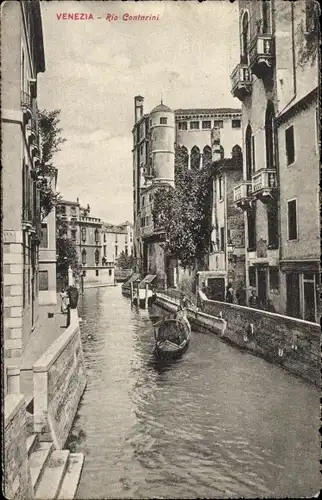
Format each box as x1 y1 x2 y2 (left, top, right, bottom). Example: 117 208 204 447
122 273 141 287
138 274 157 287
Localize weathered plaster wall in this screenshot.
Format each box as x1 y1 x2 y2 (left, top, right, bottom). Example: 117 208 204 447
33 309 87 449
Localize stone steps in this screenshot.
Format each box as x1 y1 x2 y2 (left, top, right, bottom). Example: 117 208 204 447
34 449 70 500
57 453 85 500
29 441 54 493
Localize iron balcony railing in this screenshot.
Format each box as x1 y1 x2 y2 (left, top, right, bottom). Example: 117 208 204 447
21 91 32 108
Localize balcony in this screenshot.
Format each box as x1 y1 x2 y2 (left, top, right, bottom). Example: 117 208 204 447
249 33 274 80
21 91 32 122
230 63 252 101
233 181 253 209
141 224 154 238
252 168 278 202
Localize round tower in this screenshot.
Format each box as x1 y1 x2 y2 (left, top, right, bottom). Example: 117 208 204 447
150 103 175 186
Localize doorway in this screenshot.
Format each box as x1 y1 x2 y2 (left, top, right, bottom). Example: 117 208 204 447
257 267 267 306
286 272 300 318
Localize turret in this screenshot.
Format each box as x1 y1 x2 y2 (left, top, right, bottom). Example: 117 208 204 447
134 96 144 123
150 102 175 186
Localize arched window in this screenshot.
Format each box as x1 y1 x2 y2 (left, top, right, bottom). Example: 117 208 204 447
178 145 189 170
203 145 212 168
219 145 225 160
94 228 99 243
232 144 242 161
265 101 275 169
241 11 249 63
245 125 253 180
82 249 86 265
190 146 201 170
95 249 100 264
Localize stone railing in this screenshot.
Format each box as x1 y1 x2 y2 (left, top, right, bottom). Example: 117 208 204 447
33 309 87 449
233 180 253 202
4 394 33 499
252 168 277 193
200 294 320 385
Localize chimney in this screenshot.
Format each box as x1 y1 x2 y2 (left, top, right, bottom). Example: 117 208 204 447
211 127 221 162
76 197 79 204
134 96 144 123
87 204 90 212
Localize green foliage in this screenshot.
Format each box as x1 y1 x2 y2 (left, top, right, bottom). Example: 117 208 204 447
38 109 66 220
152 147 213 269
116 251 135 270
56 206 80 275
296 1 320 67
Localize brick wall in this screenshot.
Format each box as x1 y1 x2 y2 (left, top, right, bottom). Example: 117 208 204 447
4 394 33 500
202 298 320 385
33 309 87 449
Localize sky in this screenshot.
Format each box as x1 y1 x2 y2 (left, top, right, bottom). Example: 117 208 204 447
38 0 240 224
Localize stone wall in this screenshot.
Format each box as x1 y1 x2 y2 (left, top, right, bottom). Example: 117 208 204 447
201 297 320 385
4 394 33 500
33 309 87 449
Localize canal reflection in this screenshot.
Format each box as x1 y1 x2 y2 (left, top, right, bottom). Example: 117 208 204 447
69 286 320 499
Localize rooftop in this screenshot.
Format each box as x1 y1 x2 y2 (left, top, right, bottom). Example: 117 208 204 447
151 103 172 113
175 108 241 115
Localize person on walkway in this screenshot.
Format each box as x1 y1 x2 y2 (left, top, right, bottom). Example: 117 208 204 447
226 282 235 303
60 289 69 314
236 283 246 306
265 299 276 313
248 289 261 309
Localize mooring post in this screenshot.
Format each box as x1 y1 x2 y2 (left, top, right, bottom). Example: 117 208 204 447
145 284 149 309
130 281 133 302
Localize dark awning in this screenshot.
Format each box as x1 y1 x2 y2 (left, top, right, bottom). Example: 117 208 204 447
122 273 141 287
138 275 157 287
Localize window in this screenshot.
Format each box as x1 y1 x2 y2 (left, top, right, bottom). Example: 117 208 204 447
285 125 295 165
21 49 25 92
61 206 66 215
178 121 187 130
40 223 48 248
218 176 223 200
241 11 249 63
94 229 99 243
70 206 76 216
83 270 86 277
213 120 224 129
160 117 167 125
265 101 276 169
82 249 87 264
39 270 48 291
103 233 106 242
262 0 272 34
245 125 253 180
247 204 256 250
81 228 86 242
190 121 200 130
71 230 77 241
140 144 144 155
249 266 256 287
142 196 145 207
115 246 118 257
203 146 212 168
303 272 317 322
267 204 279 248
109 269 112 276
202 120 211 129
95 249 100 264
103 245 107 257
96 270 99 277
115 234 118 243
191 146 201 170
232 119 241 129
125 246 128 256
269 267 279 291
287 199 297 240
220 227 225 251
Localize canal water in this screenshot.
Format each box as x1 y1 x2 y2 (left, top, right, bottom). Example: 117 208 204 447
67 286 320 499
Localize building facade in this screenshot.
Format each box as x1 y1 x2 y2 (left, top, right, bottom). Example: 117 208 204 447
39 169 58 305
231 0 319 320
2 1 45 357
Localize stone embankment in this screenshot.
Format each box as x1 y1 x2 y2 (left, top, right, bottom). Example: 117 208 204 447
4 308 87 500
155 291 320 385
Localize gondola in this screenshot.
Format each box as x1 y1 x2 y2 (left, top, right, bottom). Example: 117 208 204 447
153 313 191 359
